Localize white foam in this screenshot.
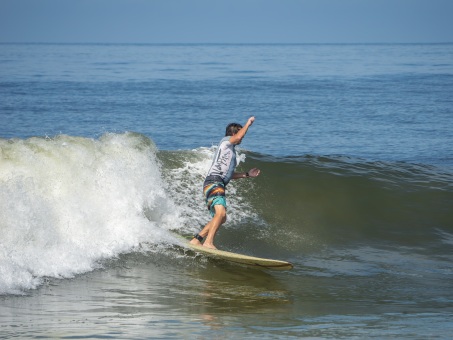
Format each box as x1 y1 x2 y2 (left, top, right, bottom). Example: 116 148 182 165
0 134 262 294
0 133 180 294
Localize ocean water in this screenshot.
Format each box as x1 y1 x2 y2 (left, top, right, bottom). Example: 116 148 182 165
1 43 453 338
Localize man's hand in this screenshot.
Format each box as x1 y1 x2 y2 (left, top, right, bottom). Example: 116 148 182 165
248 168 260 177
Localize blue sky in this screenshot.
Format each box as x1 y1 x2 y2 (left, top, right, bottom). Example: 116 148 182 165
1 0 452 44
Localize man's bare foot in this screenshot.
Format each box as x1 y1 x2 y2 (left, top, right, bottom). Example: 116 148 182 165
202 243 217 250
189 238 202 246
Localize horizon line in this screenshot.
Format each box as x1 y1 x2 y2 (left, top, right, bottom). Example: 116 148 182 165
1 41 453 46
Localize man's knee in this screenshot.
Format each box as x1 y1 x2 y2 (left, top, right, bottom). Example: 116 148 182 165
214 206 227 223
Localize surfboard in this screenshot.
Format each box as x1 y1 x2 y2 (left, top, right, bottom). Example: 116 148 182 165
176 234 293 271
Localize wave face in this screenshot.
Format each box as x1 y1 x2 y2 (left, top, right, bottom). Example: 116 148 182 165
241 154 453 251
159 147 453 263
1 133 452 294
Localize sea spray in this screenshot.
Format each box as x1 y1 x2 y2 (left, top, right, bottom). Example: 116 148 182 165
0 133 179 294
159 146 262 234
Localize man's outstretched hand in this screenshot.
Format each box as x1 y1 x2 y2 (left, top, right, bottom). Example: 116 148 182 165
248 168 260 177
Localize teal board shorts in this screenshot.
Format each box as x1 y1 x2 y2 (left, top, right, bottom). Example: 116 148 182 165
203 181 226 217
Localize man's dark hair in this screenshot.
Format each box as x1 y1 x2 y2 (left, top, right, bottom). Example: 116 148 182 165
225 123 242 136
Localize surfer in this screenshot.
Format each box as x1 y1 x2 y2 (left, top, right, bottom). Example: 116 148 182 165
190 116 261 249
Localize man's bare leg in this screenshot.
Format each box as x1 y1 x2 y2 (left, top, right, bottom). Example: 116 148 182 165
189 219 213 246
203 205 226 249
190 205 226 249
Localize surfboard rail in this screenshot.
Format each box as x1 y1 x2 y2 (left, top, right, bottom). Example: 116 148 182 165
175 234 293 271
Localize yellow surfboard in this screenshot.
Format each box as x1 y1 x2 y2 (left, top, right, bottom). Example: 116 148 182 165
177 235 293 271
